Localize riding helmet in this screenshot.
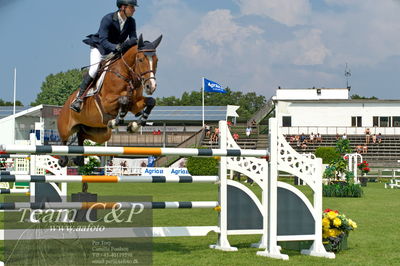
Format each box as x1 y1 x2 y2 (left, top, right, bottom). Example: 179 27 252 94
116 0 138 8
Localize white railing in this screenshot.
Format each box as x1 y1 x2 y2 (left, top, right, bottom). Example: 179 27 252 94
280 126 400 135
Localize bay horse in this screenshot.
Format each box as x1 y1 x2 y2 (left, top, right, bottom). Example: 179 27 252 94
57 35 162 190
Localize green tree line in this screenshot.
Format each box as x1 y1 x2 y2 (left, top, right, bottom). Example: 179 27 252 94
156 89 266 119
0 99 23 106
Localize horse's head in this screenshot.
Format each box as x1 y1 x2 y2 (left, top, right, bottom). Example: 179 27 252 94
135 34 162 95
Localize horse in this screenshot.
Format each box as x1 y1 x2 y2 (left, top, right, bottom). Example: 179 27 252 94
57 35 162 191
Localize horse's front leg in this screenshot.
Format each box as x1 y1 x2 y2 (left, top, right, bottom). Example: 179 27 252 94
107 96 130 129
127 97 156 133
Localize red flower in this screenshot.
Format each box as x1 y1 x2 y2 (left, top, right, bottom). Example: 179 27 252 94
324 208 332 213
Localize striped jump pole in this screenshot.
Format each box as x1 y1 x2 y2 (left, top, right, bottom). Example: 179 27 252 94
0 171 22 175
0 154 30 159
0 201 219 210
0 145 269 158
0 188 29 194
0 175 219 183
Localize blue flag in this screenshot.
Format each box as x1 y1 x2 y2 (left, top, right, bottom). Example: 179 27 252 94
203 78 226 93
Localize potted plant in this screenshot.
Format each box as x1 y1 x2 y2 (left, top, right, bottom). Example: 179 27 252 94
322 209 357 252
357 161 370 186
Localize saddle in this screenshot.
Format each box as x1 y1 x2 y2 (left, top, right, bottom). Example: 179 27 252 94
84 59 113 98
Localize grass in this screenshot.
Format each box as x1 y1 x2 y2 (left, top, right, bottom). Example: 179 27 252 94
1 181 400 265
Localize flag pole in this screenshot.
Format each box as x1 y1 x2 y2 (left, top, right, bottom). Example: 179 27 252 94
13 68 17 144
202 77 205 127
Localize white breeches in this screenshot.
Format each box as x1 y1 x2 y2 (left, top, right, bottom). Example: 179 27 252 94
88 48 107 78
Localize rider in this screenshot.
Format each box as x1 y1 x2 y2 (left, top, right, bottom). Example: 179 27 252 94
70 0 138 113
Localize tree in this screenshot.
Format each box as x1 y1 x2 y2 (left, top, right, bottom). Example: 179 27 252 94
350 94 378 100
31 69 84 106
156 88 266 120
0 99 23 106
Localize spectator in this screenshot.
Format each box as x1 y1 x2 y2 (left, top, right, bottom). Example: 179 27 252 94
335 133 340 141
157 129 161 135
309 132 315 143
372 134 377 144
251 119 257 128
316 133 322 143
377 133 382 144
356 145 362 154
365 128 371 144
301 142 307 151
362 144 368 154
152 130 157 135
246 126 252 138
205 124 211 138
342 133 347 140
300 133 306 143
212 127 219 143
289 136 295 143
233 133 239 142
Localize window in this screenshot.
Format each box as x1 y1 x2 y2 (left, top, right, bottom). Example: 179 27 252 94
351 116 362 127
282 116 291 127
380 116 391 127
373 117 379 127
393 117 400 127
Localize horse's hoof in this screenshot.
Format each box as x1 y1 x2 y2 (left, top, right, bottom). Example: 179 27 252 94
127 122 140 133
58 157 69 167
73 156 85 166
107 119 117 129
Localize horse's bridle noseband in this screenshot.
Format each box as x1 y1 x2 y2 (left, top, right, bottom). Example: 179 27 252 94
122 49 157 89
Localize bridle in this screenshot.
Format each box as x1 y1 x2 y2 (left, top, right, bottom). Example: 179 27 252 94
120 49 157 90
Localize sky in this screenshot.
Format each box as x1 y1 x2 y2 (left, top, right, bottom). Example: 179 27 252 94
1 0 400 106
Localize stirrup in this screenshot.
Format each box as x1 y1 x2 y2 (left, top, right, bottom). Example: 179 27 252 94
70 98 83 113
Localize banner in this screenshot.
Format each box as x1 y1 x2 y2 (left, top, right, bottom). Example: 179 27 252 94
203 78 226 93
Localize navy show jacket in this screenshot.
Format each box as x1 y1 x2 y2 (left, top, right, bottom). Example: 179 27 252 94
83 11 137 55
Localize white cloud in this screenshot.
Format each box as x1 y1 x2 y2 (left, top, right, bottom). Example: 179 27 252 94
311 0 400 67
180 9 264 65
235 0 311 26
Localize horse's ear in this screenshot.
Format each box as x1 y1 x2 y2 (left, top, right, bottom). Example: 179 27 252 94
138 34 144 48
152 35 163 49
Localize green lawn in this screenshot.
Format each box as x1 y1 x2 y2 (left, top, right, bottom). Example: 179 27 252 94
1 181 400 265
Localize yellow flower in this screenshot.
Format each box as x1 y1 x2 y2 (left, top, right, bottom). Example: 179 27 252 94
349 219 357 229
327 211 338 220
328 229 336 237
328 228 342 237
322 218 330 229
333 217 342 227
322 229 329 238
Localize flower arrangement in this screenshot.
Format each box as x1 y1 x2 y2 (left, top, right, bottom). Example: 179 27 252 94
357 160 370 174
322 208 357 252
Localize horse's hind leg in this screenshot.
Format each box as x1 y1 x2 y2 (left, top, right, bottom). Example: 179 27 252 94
128 97 156 133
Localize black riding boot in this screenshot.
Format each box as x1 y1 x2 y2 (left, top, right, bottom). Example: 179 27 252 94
70 74 94 113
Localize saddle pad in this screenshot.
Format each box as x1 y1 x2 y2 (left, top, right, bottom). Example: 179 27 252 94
85 63 110 97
